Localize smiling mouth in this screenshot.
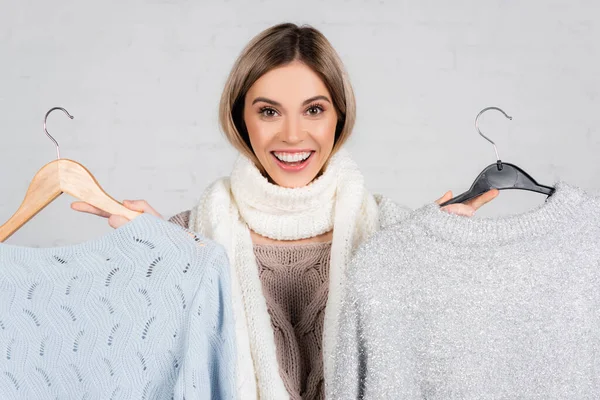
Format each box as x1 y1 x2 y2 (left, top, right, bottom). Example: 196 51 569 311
271 151 315 170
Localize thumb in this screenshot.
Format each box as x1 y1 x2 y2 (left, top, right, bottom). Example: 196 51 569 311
108 215 131 229
435 191 453 205
122 200 163 219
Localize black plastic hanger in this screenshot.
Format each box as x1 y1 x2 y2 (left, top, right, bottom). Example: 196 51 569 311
440 107 555 207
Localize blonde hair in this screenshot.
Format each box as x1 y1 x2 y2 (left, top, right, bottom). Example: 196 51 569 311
219 23 356 167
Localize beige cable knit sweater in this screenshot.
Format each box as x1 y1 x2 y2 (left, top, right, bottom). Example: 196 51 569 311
254 242 331 400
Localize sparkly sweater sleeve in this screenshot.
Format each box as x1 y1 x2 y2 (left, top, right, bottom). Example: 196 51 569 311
328 274 365 399
331 228 420 399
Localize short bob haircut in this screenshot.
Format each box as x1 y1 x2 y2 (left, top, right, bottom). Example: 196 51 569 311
219 23 356 170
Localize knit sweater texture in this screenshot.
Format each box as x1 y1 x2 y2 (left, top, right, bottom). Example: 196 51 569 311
0 214 236 399
254 242 332 400
330 182 600 399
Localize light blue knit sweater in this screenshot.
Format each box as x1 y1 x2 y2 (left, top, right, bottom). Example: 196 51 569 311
0 214 235 399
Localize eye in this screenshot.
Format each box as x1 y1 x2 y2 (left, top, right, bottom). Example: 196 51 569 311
259 107 279 118
306 104 324 116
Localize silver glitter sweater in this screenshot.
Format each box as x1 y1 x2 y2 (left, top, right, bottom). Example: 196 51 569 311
330 182 600 399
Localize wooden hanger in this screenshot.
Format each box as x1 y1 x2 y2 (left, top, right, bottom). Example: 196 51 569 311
0 107 140 242
440 106 554 206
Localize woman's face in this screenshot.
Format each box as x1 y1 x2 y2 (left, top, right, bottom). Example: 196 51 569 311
243 61 338 188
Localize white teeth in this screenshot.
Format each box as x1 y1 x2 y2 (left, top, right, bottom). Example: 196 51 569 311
273 151 312 163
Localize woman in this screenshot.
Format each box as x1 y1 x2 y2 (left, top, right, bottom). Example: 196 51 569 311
73 23 497 400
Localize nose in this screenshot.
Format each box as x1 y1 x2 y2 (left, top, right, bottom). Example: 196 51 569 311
281 115 304 145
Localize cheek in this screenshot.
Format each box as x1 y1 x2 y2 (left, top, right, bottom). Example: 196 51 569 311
308 116 337 149
244 113 275 151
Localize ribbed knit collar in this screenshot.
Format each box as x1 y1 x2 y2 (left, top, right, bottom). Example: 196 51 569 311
415 182 590 246
230 150 348 241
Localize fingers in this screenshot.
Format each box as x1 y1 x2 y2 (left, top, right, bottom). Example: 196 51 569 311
435 191 453 205
441 189 499 216
122 200 163 219
441 203 476 217
71 201 111 218
108 215 131 229
71 199 158 230
464 189 500 211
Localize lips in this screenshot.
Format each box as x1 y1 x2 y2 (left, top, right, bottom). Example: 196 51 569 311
271 150 315 172
272 151 312 163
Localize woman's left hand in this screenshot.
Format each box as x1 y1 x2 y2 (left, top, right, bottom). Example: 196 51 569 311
435 189 499 217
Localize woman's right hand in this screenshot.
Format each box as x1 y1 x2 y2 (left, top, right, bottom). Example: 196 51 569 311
71 200 163 229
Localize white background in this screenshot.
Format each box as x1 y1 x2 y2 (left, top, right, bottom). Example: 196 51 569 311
1 0 598 246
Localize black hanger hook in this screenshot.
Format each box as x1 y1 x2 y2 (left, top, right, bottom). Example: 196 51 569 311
44 107 74 160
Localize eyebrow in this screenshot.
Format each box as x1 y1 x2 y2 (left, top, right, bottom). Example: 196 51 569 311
251 95 332 107
302 95 331 105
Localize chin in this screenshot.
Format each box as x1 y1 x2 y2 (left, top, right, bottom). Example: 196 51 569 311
269 170 318 188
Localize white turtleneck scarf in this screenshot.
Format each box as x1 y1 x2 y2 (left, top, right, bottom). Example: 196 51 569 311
188 149 386 399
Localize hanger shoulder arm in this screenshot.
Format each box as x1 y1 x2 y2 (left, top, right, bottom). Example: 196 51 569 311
0 161 63 241
58 159 140 220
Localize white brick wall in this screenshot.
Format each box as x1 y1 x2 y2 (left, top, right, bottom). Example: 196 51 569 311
1 0 599 246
